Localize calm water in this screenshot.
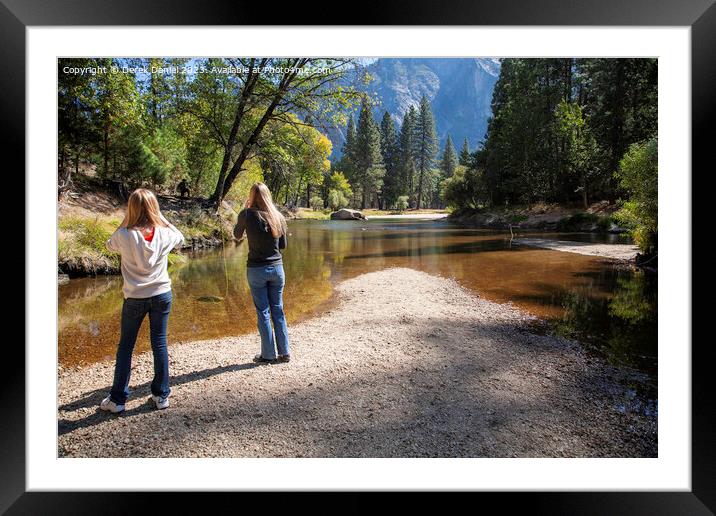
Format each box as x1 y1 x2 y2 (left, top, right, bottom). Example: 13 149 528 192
58 218 657 376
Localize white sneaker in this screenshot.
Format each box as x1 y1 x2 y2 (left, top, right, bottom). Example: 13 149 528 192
151 395 169 410
100 396 125 413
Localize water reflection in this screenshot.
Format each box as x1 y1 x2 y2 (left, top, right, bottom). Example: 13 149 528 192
59 219 656 376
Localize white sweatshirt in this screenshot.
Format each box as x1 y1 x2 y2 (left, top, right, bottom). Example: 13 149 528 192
106 224 185 299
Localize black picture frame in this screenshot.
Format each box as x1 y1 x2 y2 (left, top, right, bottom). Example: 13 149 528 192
5 0 711 513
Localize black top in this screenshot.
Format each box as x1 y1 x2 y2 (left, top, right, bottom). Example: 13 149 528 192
233 208 287 267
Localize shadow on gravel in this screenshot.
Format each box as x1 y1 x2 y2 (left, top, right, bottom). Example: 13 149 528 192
58 362 259 435
58 319 657 457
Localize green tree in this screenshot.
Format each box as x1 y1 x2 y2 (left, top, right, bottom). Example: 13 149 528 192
257 116 332 206
327 189 349 211
58 58 100 190
309 195 324 211
142 58 178 128
439 134 458 178
341 115 358 177
336 115 360 206
92 58 144 179
294 126 333 207
412 95 438 209
555 99 600 208
325 171 353 202
614 137 658 255
442 165 488 210
459 137 471 167
395 195 409 212
354 97 384 209
482 58 576 205
398 106 417 204
380 111 401 209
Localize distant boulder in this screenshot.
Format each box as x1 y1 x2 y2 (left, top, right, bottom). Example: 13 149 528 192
330 208 366 220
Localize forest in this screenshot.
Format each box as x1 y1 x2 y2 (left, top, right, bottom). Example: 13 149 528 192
445 58 658 253
59 57 658 253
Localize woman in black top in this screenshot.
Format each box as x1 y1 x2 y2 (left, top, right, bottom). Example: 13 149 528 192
234 183 290 364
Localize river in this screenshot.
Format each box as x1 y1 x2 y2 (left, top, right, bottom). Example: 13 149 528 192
58 218 657 377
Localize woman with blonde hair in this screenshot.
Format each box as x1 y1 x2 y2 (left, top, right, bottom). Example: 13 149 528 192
100 188 185 413
234 182 291 364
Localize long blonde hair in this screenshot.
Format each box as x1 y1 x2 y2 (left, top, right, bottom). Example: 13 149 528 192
245 182 287 238
125 188 168 229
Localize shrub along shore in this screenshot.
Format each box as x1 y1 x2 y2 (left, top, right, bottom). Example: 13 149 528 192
447 201 627 233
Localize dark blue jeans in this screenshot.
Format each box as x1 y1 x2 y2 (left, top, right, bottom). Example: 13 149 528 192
247 263 290 360
110 291 172 405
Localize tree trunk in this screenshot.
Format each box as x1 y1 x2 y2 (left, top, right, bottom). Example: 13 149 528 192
211 61 302 210
361 179 367 210
294 176 303 207
416 166 425 210
58 146 71 198
59 145 66 175
103 126 110 178
209 59 264 207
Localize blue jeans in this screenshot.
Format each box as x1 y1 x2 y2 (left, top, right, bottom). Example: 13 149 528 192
110 291 172 405
247 263 290 360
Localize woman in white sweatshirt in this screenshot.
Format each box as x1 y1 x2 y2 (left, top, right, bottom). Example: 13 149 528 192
100 188 184 414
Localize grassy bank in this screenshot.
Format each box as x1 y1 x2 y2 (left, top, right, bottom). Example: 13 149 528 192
58 178 236 278
448 202 624 233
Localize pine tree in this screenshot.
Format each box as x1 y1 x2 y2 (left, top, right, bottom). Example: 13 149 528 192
459 137 471 166
440 134 458 178
399 106 417 203
338 115 358 205
380 111 400 209
412 95 438 209
354 97 383 209
342 115 357 169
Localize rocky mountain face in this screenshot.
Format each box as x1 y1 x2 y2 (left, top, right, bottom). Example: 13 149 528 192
329 58 500 160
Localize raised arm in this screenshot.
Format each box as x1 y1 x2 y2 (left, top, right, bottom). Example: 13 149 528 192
233 209 247 242
106 215 128 252
159 212 185 249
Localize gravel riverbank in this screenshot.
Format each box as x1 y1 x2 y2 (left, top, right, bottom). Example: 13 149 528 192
514 238 640 261
58 268 656 458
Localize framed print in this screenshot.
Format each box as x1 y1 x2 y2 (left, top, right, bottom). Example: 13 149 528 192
5 0 712 512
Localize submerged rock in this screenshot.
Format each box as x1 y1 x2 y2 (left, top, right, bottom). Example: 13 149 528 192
330 208 366 220
197 295 225 303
